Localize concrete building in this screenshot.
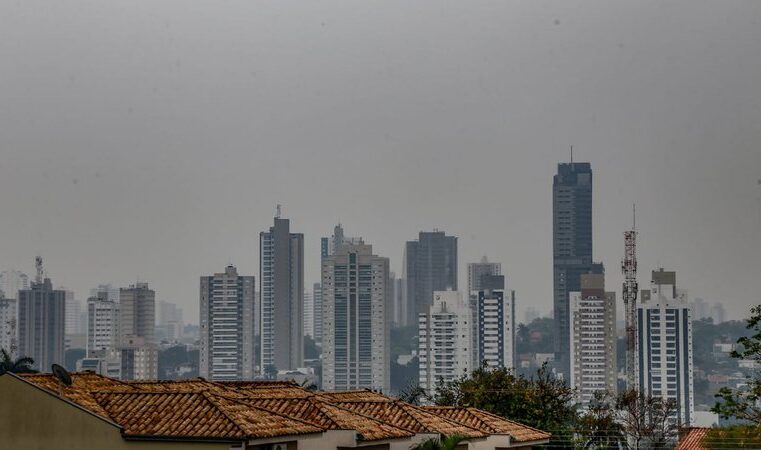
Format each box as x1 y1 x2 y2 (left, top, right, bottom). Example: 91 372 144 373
110 336 158 381
260 214 304 372
403 230 458 327
321 240 390 392
711 303 726 324
390 272 403 328
0 296 17 355
158 300 183 325
18 278 66 371
467 256 502 294
86 293 119 356
474 274 515 371
0 270 29 300
638 269 695 425
90 284 120 303
312 282 323 342
419 290 473 397
63 289 83 336
303 290 315 339
553 161 604 378
200 265 256 381
569 273 617 406
117 283 157 380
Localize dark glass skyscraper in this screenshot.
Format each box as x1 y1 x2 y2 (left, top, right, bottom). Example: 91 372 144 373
553 162 603 377
403 230 458 326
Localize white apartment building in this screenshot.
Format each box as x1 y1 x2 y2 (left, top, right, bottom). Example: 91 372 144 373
569 273 617 406
638 269 694 425
303 290 314 340
87 294 119 357
321 241 390 392
419 290 474 397
199 265 256 381
474 274 515 370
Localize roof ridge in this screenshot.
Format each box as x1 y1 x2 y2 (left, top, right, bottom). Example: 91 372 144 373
209 392 329 432
401 402 485 436
467 407 550 435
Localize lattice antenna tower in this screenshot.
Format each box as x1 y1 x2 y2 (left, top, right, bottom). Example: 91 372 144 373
622 204 639 390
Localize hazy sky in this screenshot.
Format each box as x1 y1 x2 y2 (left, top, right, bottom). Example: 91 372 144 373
1 1 760 323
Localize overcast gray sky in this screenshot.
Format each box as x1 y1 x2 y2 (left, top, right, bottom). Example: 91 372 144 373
1 0 759 323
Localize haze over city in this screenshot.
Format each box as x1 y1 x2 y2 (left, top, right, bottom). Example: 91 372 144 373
2 0 760 324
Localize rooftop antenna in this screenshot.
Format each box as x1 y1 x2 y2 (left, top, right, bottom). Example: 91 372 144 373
52 363 72 396
35 256 43 283
276 204 282 219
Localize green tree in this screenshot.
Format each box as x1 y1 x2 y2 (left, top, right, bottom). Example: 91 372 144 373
411 434 466 450
713 305 761 423
433 363 576 447
574 391 625 449
0 349 37 375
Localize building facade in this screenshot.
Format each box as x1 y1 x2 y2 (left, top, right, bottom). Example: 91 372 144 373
0 297 17 356
321 241 390 392
312 282 322 342
418 290 473 397
17 278 66 371
117 283 156 380
475 274 515 371
553 162 603 377
303 290 314 340
199 265 256 381
569 273 617 406
403 230 458 327
0 270 29 300
637 269 695 425
86 293 120 357
260 215 304 372
467 256 502 294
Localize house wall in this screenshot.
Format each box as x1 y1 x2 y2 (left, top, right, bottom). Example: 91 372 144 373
0 375 232 450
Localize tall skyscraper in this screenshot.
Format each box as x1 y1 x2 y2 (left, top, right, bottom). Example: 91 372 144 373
418 290 473 397
86 292 120 357
710 303 726 324
90 284 120 303
0 270 29 300
119 283 155 344
63 289 82 336
321 239 390 392
312 283 322 342
390 272 403 328
467 256 502 294
18 277 66 371
553 161 603 377
569 273 617 406
260 214 304 372
637 269 695 425
474 274 515 371
200 265 256 381
303 290 315 340
158 301 183 326
403 230 458 327
0 295 17 356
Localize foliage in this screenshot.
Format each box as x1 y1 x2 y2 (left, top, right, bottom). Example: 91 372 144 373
702 425 761 449
397 383 426 406
0 348 37 375
411 434 466 450
516 317 554 355
712 305 761 424
615 389 681 450
574 391 625 449
433 363 577 447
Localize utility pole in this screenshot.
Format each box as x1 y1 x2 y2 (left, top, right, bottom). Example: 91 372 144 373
622 204 639 390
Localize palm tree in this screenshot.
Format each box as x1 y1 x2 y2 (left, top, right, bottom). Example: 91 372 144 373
0 348 37 375
411 434 467 450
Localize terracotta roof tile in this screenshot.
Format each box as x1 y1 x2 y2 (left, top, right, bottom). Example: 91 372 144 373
318 390 393 402
20 372 135 418
676 427 709 450
422 407 551 442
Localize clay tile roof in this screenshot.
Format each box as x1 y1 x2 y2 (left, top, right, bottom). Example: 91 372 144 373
20 372 135 418
318 390 394 402
396 403 486 438
422 407 551 442
675 428 710 450
125 379 226 392
216 380 300 389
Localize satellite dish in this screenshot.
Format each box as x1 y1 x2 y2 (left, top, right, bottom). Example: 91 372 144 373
52 364 72 386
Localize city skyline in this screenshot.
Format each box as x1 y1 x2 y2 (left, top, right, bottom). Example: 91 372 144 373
2 1 760 325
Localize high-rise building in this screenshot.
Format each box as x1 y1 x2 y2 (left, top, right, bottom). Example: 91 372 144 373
711 303 726 324
321 240 390 392
403 230 458 327
637 269 694 425
119 283 155 344
86 292 119 357
569 273 617 406
18 278 66 371
0 270 29 300
158 301 183 325
474 274 515 371
63 289 82 336
691 298 709 321
467 256 502 294
90 284 120 303
553 161 603 377
200 265 256 381
312 283 322 342
260 214 304 372
111 336 158 381
390 272 403 328
0 296 17 356
303 290 315 339
418 290 473 397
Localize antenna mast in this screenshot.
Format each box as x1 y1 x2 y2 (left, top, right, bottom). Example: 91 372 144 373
622 204 639 390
